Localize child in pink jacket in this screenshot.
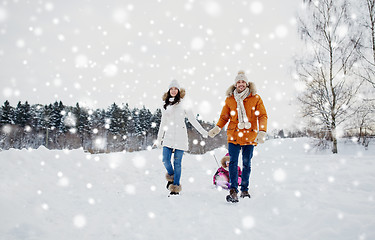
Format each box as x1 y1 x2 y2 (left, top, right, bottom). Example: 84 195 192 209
213 153 242 189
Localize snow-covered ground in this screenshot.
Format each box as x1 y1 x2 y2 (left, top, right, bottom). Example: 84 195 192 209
0 138 374 240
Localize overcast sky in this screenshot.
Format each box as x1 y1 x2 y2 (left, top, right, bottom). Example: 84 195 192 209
0 0 304 131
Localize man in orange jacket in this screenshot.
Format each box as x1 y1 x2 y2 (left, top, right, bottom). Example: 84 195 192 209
209 70 268 202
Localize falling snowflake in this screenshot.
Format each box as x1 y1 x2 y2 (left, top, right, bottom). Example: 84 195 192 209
73 215 87 228
242 216 255 229
103 64 118 77
275 25 288 38
191 37 205 51
112 8 127 24
75 55 89 68
41 203 49 210
0 8 8 22
250 2 263 14
328 176 335 183
204 1 222 17
148 212 156 219
58 177 69 187
124 184 136 195
273 168 286 182
94 137 107 150
132 154 146 168
64 113 77 127
109 155 122 169
44 2 54 11
294 191 301 198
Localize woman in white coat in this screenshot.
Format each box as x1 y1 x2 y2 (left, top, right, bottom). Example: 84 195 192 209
156 80 208 195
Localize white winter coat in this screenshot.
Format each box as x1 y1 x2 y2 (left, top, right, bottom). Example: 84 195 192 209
157 93 207 151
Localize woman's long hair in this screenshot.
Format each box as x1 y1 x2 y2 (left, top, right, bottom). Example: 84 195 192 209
163 89 181 109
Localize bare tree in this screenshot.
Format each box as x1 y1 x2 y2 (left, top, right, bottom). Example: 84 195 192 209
352 0 375 147
344 96 374 148
355 99 375 143
357 0 375 88
296 0 363 153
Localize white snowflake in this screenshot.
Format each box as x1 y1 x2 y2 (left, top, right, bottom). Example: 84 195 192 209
0 7 8 22
250 1 263 14
132 154 146 168
191 37 205 51
242 216 255 229
273 168 286 182
73 215 87 228
124 184 136 195
204 1 221 17
275 25 288 38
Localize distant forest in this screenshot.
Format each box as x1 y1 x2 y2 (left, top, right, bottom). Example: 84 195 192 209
0 100 227 154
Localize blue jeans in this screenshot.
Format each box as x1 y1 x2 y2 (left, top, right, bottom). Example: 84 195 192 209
162 147 184 186
228 143 254 192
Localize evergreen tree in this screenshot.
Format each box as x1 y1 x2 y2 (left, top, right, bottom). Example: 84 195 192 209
125 106 135 136
14 101 32 128
72 103 90 135
0 100 14 126
107 103 123 135
69 103 91 148
139 106 152 135
90 109 106 132
32 104 46 132
36 104 53 147
131 108 142 136
150 108 162 137
121 103 132 136
49 101 65 133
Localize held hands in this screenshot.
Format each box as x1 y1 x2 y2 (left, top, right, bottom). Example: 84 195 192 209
208 126 221 138
202 130 208 139
254 131 266 144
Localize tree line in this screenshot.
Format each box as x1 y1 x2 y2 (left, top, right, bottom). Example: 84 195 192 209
0 100 227 154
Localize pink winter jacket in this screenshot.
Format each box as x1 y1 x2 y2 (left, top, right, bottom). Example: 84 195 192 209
213 166 242 189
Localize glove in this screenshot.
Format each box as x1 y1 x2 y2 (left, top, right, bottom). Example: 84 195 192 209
208 126 221 138
201 130 208 138
254 131 266 144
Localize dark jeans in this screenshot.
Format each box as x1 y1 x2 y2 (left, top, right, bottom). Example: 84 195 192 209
228 143 254 192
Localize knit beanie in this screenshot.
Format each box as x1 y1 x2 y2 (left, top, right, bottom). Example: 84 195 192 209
234 70 248 85
169 79 180 89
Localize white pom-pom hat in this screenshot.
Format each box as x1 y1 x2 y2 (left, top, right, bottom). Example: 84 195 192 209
169 79 180 89
234 70 248 84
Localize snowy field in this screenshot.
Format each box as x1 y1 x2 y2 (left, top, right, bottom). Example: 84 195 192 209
0 138 374 240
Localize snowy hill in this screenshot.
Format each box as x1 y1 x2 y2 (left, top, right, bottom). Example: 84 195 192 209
0 138 374 240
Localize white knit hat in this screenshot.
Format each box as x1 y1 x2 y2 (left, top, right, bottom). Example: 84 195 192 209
169 79 180 89
234 70 248 84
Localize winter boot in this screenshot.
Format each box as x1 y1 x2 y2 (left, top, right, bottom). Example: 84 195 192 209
226 188 239 203
240 191 251 198
165 173 174 190
168 184 182 195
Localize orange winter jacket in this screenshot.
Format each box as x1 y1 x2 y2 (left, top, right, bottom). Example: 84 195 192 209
216 83 268 146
